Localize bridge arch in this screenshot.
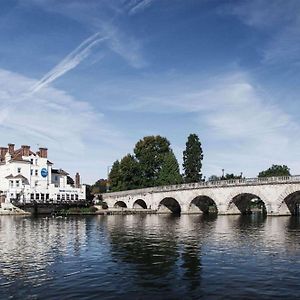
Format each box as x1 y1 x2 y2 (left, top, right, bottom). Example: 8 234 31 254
277 190 300 215
189 196 218 214
114 201 127 208
133 199 147 209
227 193 267 215
158 197 181 214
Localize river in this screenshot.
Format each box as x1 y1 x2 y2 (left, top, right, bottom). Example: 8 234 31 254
0 214 299 299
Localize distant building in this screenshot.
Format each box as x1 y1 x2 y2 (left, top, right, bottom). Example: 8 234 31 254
0 143 86 204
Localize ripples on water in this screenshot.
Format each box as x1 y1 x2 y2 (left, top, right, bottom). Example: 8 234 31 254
0 214 299 299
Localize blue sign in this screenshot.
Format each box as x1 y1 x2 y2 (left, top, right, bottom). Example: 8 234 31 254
41 168 48 177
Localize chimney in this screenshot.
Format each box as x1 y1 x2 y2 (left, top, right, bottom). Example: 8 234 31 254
75 172 81 188
8 143 14 155
21 145 30 157
39 147 48 158
0 147 8 158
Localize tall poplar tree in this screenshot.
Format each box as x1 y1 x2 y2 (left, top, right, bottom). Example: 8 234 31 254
108 160 121 192
183 134 203 183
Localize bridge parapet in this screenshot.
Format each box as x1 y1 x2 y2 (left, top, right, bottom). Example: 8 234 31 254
103 175 300 198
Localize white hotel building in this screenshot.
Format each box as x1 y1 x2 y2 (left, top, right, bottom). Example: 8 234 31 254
0 144 86 204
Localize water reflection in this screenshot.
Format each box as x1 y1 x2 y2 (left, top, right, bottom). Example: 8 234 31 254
0 214 299 299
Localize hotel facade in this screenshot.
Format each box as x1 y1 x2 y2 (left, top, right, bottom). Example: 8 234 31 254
0 144 86 204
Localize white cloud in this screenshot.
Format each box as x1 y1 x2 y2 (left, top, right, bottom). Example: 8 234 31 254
221 0 300 66
22 0 147 68
0 68 131 183
110 72 300 176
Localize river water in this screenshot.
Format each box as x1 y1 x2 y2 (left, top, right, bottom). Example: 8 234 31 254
0 214 299 299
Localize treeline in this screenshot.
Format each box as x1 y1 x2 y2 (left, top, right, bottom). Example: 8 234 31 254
108 134 203 192
87 134 292 196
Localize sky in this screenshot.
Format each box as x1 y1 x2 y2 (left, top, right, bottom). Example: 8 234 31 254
1 0 300 184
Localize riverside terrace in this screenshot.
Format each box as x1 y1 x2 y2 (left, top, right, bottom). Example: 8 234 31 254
102 176 300 216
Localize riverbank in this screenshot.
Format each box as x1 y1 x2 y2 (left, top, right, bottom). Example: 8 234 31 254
0 203 30 215
56 206 156 216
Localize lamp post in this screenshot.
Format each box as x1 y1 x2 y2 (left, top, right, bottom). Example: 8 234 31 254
222 169 225 179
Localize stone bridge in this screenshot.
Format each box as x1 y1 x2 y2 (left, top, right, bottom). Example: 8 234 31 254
102 176 300 216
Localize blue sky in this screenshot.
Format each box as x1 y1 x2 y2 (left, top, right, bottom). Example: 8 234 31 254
1 0 300 183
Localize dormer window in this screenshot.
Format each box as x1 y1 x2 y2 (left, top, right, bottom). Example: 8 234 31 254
17 168 21 173
35 170 38 176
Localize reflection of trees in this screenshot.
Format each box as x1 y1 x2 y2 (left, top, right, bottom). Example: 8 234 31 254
108 214 218 294
109 215 180 281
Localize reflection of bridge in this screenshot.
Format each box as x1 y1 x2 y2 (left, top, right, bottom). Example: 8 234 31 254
103 176 300 216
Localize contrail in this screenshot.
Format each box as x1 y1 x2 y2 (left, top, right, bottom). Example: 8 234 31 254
129 0 154 15
30 32 107 94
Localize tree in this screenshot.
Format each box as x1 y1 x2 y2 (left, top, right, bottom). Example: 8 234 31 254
258 165 291 178
183 134 203 183
108 160 122 192
222 173 242 180
157 151 182 186
134 135 171 187
67 175 74 186
119 154 141 191
91 178 108 194
208 175 220 181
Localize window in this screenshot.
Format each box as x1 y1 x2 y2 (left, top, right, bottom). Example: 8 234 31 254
35 170 38 176
36 194 40 200
30 193 34 200
57 194 61 200
75 195 79 200
71 195 74 201
16 180 20 187
31 169 33 176
41 194 44 201
31 159 33 164
10 181 13 188
46 194 49 200
55 176 58 181
17 168 21 173
66 194 70 201
61 194 65 200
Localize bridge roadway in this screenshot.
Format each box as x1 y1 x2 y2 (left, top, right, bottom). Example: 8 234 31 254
102 176 300 216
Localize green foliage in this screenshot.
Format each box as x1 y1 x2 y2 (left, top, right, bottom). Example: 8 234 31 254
222 173 242 180
208 175 220 181
134 135 171 187
91 178 108 194
157 151 182 186
67 175 74 186
108 160 122 192
85 184 94 201
183 134 203 183
258 164 291 178
119 154 142 190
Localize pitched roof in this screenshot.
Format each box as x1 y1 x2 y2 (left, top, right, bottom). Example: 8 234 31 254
52 168 69 176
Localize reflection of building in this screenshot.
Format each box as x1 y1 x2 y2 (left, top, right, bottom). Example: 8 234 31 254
0 143 85 204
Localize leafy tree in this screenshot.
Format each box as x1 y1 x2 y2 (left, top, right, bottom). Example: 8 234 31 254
183 134 203 183
119 154 141 190
258 164 291 178
222 173 242 180
157 151 182 186
134 135 171 187
208 175 220 181
91 178 108 194
108 160 122 192
67 175 74 186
